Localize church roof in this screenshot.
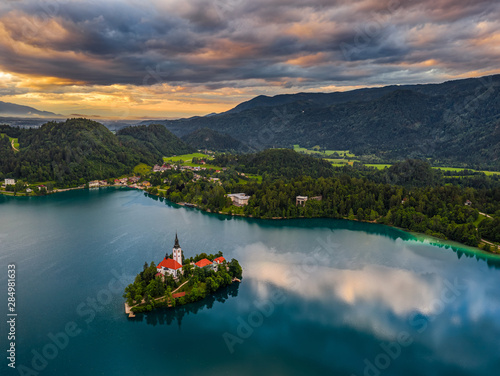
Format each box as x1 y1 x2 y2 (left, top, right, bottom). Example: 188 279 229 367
195 258 213 268
174 232 180 248
157 258 182 270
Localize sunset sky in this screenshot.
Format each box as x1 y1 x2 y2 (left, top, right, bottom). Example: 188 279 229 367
0 0 499 119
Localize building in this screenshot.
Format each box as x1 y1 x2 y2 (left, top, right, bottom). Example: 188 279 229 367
156 234 183 278
172 233 182 266
296 196 308 206
214 256 225 264
128 177 140 183
464 200 472 206
115 178 128 185
4 178 15 186
157 258 182 278
227 193 250 207
195 258 213 269
88 180 99 188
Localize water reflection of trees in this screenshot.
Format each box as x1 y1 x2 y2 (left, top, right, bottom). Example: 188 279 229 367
454 248 500 269
129 282 240 327
144 192 500 268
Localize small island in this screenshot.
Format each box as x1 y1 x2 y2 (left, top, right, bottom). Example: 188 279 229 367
123 234 242 317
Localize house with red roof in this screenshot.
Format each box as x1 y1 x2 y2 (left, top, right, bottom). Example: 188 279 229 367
157 257 182 278
214 256 225 264
213 256 226 271
195 258 213 269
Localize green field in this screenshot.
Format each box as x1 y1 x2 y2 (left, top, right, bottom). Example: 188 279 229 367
365 164 392 169
473 213 489 227
1 134 19 149
434 167 470 172
245 174 263 183
134 163 151 175
325 158 349 164
432 167 500 175
163 153 223 170
163 153 211 162
293 145 356 158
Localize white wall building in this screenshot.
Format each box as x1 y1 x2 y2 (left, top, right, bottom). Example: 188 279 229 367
227 193 250 207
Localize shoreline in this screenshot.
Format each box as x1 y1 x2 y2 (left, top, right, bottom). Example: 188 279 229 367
0 183 144 197
160 195 500 258
2 185 499 258
125 278 241 317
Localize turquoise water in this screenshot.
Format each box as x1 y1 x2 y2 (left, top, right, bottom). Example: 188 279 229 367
1 188 500 375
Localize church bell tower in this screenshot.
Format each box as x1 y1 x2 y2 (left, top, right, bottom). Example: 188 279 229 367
172 233 182 265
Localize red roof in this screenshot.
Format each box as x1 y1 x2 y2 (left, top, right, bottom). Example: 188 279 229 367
195 258 213 268
155 272 162 277
157 258 182 270
172 292 186 299
214 256 225 264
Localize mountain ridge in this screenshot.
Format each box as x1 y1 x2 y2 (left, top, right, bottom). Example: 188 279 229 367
0 101 61 117
140 74 500 169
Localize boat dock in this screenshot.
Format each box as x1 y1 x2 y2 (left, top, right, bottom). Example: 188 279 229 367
124 303 135 318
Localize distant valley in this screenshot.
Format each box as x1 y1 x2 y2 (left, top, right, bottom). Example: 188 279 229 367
141 75 500 169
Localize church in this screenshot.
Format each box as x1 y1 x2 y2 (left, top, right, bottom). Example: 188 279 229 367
156 233 183 278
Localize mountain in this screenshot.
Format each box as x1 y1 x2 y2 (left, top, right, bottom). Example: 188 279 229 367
0 119 190 185
117 124 194 158
142 75 500 169
181 127 250 152
0 101 60 117
223 87 401 114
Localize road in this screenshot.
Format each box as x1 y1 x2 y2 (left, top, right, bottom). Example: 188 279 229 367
479 212 493 219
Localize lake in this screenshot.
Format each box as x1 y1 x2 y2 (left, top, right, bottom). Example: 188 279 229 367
1 188 500 376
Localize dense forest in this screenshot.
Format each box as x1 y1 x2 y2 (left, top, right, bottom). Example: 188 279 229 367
145 150 500 248
181 127 250 152
117 124 194 158
0 119 191 186
143 74 500 169
214 149 336 179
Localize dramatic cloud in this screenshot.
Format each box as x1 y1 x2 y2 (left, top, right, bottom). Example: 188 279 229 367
0 0 499 117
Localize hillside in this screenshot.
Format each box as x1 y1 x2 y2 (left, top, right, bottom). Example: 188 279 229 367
117 124 194 158
142 75 500 169
0 119 187 186
181 127 250 152
214 149 335 179
0 100 60 117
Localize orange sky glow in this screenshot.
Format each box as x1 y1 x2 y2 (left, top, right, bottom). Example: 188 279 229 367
0 0 499 119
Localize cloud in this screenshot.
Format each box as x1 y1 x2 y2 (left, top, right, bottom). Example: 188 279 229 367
0 0 499 117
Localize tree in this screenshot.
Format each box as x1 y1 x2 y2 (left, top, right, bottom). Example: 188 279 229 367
228 259 242 279
182 263 193 277
206 277 219 293
134 294 143 304
14 180 25 193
